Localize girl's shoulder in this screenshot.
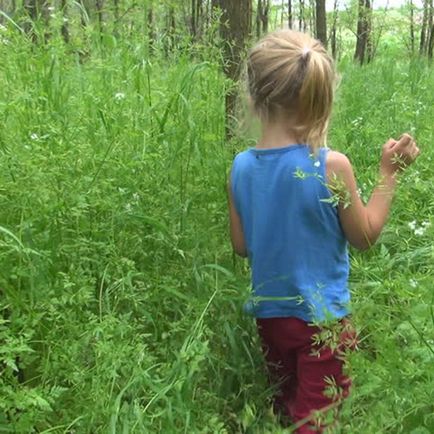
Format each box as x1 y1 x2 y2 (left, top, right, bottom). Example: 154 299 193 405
325 150 354 179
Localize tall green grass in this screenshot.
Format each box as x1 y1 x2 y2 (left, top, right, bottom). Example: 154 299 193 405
0 21 433 433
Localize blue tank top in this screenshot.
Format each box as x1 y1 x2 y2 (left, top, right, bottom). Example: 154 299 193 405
230 144 350 323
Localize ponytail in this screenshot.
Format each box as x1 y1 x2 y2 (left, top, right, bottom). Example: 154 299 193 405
247 30 335 152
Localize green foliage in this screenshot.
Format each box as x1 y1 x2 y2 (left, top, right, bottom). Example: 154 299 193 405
0 13 433 434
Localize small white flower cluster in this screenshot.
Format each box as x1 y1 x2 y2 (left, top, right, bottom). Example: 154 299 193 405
409 278 418 288
351 116 363 127
408 220 431 236
119 188 140 214
114 92 125 101
30 133 39 140
0 25 10 45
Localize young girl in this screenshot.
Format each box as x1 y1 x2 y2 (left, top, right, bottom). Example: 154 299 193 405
228 30 420 433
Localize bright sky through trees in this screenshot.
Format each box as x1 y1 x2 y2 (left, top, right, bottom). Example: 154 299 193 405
273 0 423 12
335 0 423 9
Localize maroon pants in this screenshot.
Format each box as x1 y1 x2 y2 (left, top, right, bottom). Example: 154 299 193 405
257 317 357 434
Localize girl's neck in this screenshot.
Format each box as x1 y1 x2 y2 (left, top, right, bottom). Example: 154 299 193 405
256 116 300 149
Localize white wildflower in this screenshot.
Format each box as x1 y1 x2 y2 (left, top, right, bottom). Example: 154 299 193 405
132 193 140 202
314 161 321 167
30 133 39 140
125 203 132 213
48 6 55 11
422 221 431 228
414 227 425 236
408 221 417 231
114 92 125 101
409 279 418 288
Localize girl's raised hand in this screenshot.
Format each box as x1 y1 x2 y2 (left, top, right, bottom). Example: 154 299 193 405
380 133 420 176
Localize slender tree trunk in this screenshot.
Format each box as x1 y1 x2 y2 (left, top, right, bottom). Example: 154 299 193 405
61 0 69 43
147 3 154 51
420 0 429 54
428 0 434 59
113 0 119 23
95 0 104 38
262 0 269 33
256 0 269 37
191 0 197 37
213 0 252 137
288 0 292 29
409 0 415 53
196 0 203 37
256 0 262 38
330 0 339 58
315 0 327 47
299 0 305 31
309 0 315 33
354 0 372 64
365 0 373 62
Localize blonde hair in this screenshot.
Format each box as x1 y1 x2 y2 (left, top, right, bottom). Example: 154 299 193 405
247 30 335 151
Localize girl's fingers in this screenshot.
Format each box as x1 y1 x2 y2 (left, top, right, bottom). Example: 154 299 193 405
386 138 397 149
397 134 412 148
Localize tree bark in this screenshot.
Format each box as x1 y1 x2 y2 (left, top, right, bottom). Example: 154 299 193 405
428 0 434 59
61 0 69 43
213 0 252 137
420 0 429 54
95 0 104 37
315 0 327 47
299 0 305 31
256 0 262 38
192 0 197 37
354 0 372 64
330 0 339 58
288 0 292 29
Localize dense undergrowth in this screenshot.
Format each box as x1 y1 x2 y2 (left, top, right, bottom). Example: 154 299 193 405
0 24 433 433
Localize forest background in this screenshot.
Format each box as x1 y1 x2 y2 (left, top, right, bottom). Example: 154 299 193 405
0 0 433 433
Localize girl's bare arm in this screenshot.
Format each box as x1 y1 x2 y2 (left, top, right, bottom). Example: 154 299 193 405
227 183 247 257
326 134 420 250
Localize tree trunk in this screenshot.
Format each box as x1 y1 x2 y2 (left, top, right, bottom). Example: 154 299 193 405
147 3 154 51
420 0 429 54
256 0 262 38
315 0 327 47
95 0 104 37
288 0 292 29
365 0 373 62
213 0 252 137
428 0 434 59
192 0 197 37
262 0 269 33
330 0 339 58
165 6 176 55
61 0 69 43
113 0 119 24
256 0 269 37
299 0 305 31
354 0 372 64
408 0 414 53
